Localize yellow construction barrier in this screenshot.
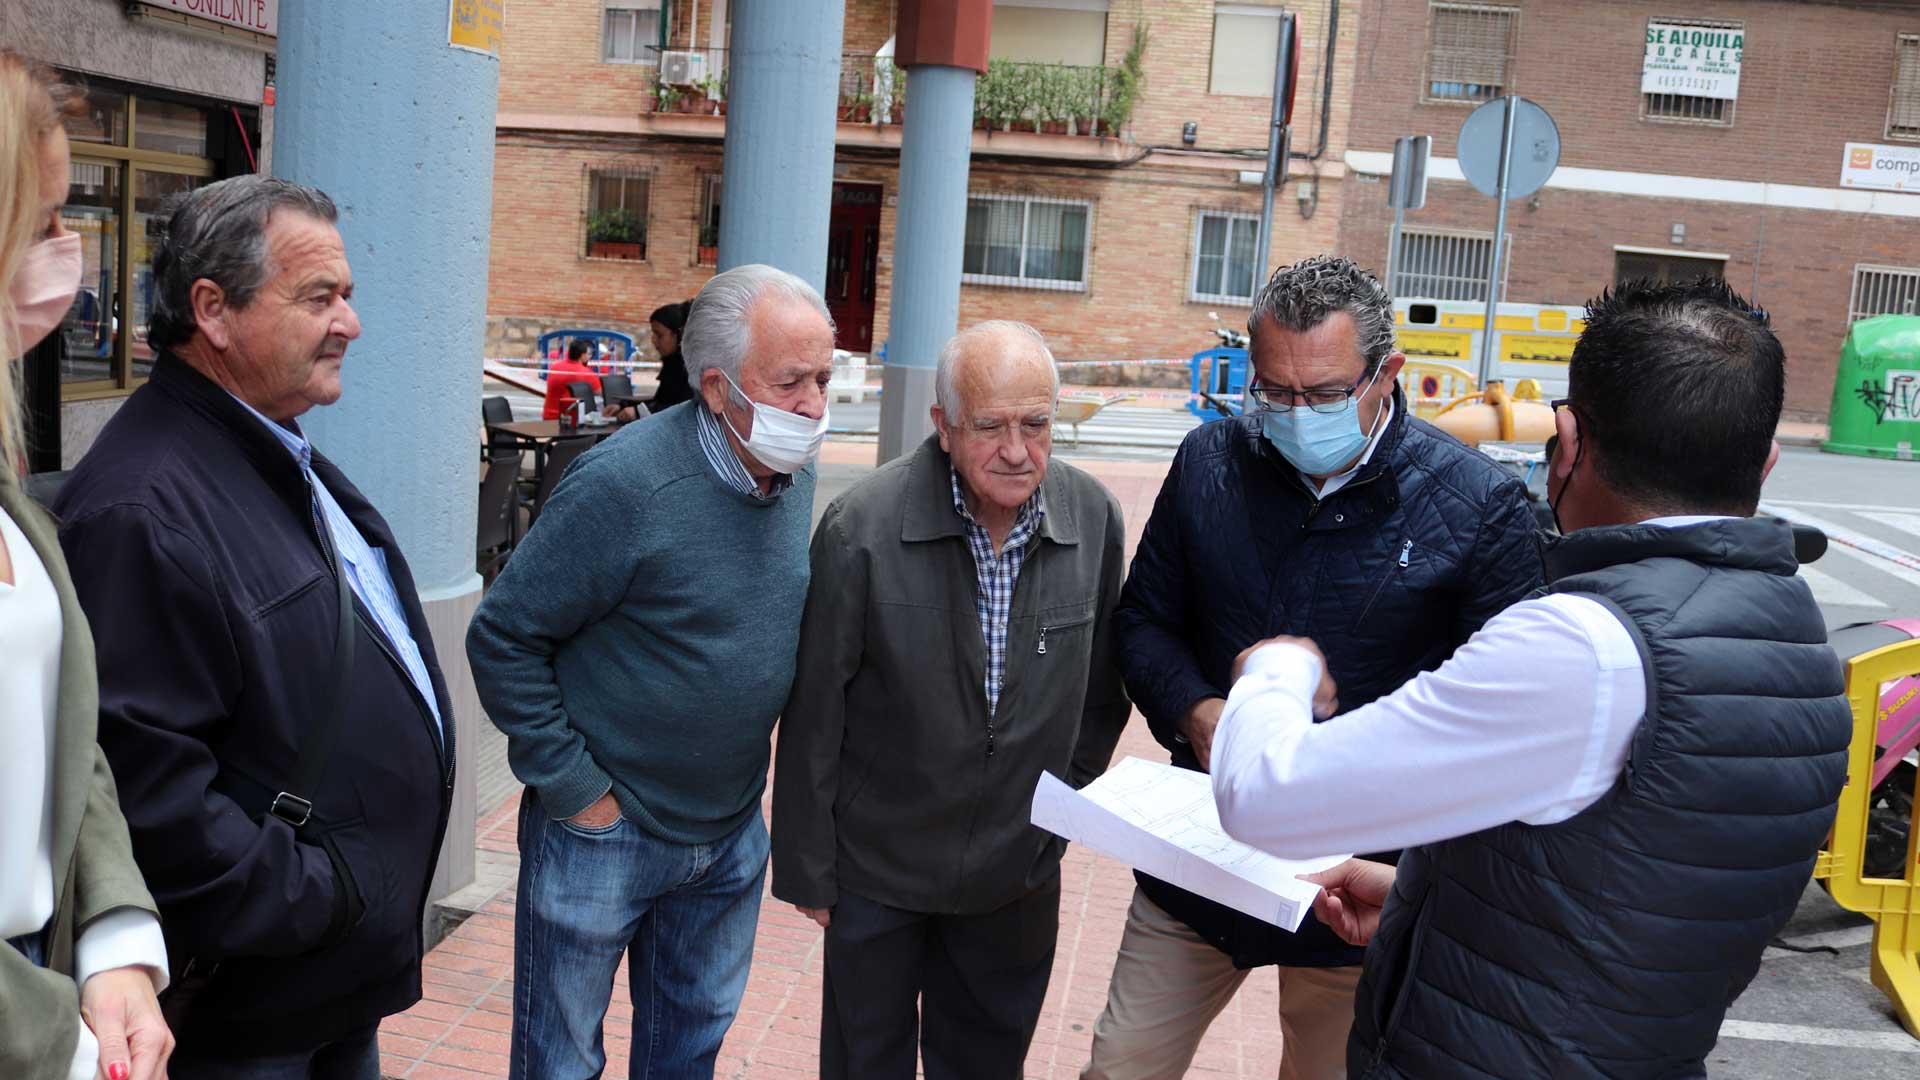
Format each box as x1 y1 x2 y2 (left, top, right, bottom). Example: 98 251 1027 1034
1813 637 1920 1039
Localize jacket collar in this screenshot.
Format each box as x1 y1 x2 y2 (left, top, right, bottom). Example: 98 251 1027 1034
150 351 312 501
1544 515 1800 584
900 433 1080 545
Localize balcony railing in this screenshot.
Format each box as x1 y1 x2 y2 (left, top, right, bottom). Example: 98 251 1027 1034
638 51 1139 137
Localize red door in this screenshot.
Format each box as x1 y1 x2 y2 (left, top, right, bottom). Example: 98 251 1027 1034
826 182 882 353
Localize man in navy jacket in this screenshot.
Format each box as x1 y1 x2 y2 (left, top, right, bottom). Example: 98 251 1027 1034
1081 257 1542 1080
56 176 452 1077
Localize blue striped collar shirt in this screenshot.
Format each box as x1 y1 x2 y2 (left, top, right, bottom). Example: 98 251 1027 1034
225 394 443 738
694 403 793 501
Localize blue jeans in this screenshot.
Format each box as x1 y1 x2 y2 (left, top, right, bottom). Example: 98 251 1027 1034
511 791 769 1080
167 1027 379 1079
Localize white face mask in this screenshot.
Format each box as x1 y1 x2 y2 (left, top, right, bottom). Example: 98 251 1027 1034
720 371 829 474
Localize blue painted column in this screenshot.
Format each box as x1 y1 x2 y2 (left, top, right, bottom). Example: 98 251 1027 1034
273 1 501 911
719 0 846 293
878 64 977 463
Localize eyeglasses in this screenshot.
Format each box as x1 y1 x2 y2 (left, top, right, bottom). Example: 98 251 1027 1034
1246 367 1379 414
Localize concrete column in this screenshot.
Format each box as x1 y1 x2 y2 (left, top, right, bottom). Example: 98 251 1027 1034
877 0 990 465
273 2 500 912
718 0 845 293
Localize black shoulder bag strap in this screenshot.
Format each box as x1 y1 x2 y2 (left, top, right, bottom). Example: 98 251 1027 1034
268 537 356 829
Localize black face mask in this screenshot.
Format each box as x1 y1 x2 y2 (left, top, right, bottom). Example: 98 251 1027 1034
1544 423 1582 535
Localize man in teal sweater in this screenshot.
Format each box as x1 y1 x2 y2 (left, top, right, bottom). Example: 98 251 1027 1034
467 264 836 1080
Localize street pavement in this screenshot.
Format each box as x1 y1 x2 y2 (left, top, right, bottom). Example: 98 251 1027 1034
413 426 1920 1078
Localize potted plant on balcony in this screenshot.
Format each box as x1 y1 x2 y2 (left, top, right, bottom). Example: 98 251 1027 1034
1099 22 1149 138
838 87 873 124
1039 65 1072 135
587 208 645 260
697 222 719 265
653 79 683 115
1073 66 1101 136
696 72 727 116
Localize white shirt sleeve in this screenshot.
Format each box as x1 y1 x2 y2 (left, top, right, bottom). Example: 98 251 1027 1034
65 908 170 1080
1211 593 1647 859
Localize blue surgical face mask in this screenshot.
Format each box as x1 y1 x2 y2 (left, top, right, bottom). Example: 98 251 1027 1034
1255 368 1385 476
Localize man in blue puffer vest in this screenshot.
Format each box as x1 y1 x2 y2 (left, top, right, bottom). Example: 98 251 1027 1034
1082 256 1544 1079
1211 277 1853 1078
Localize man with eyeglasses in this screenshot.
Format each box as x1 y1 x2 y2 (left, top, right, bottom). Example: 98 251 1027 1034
1082 256 1542 1080
1208 278 1851 1078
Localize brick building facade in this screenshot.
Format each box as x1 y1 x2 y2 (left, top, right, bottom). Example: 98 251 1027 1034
484 0 1360 375
1337 0 1920 420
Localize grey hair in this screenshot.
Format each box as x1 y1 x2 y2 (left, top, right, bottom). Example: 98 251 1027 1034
681 264 835 387
147 175 339 351
934 320 1061 416
1248 255 1397 373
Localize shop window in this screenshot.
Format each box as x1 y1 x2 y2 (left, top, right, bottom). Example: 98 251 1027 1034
1888 35 1920 141
1641 19 1741 127
1613 249 1724 288
1191 211 1260 304
604 4 662 65
1423 3 1517 105
962 194 1091 291
585 168 650 261
1391 227 1509 302
1851 264 1920 322
55 75 224 397
1209 4 1287 97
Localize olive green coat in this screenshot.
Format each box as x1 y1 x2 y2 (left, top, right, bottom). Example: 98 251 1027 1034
0 475 160 1079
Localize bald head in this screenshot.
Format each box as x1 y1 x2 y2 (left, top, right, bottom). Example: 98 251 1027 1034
932 321 1060 523
934 320 1060 421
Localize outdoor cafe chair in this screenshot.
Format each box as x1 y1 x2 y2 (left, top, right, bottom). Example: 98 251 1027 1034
527 436 595 528
477 451 522 583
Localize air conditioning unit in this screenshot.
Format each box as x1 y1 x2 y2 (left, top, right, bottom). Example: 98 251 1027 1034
661 51 708 87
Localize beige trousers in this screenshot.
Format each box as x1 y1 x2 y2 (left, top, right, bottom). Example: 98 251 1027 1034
1082 888 1363 1080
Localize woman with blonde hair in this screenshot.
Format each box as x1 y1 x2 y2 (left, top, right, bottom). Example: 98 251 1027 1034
0 52 176 1080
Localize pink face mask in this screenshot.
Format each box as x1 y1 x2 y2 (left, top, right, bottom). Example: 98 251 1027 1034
7 233 82 357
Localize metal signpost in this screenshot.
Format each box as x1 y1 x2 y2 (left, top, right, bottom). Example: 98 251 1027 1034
1456 96 1561 385
1253 13 1300 283
1385 134 1432 290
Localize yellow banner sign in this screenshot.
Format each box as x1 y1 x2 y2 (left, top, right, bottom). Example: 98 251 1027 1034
1501 334 1576 364
449 0 505 57
1396 330 1474 361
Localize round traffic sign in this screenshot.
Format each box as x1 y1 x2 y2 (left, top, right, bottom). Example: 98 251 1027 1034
1457 97 1561 200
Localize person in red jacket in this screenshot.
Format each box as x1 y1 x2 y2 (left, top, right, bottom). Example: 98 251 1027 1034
541 338 603 420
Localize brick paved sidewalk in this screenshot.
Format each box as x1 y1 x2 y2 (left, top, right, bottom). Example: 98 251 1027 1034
376 451 1297 1078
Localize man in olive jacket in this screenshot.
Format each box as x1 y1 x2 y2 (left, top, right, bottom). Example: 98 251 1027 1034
772 321 1130 1080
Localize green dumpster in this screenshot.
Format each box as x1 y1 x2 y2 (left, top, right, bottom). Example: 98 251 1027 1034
1824 315 1920 461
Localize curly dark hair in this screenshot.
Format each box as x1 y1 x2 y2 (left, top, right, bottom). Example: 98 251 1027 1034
1247 255 1397 374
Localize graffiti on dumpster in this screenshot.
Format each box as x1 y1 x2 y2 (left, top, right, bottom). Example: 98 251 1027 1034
1857 370 1920 425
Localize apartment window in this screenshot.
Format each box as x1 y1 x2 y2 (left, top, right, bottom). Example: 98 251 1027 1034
1614 248 1725 287
696 174 722 266
989 0 1110 66
1851 265 1920 321
603 4 661 64
1191 212 1260 304
1889 35 1920 141
962 194 1091 291
1209 4 1287 97
1642 19 1741 126
584 167 650 261
1391 227 1508 302
1423 3 1517 105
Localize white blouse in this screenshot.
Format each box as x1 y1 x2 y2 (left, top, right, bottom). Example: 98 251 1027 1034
1 506 169 1080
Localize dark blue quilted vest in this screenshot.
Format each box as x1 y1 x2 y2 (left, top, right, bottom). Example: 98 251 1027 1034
1348 518 1852 1079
